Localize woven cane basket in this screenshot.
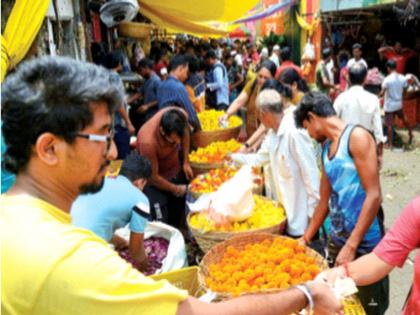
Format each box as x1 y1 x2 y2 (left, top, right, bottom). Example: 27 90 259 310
192 125 241 149
190 161 226 176
198 233 328 300
187 197 286 253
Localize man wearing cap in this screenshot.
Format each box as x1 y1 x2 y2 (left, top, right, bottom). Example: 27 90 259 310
270 45 281 68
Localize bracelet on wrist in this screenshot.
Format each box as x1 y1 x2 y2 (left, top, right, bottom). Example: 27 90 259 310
295 284 314 314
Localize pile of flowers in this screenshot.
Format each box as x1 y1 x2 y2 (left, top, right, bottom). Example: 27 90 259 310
189 195 285 233
189 139 242 164
198 109 242 132
189 168 239 194
205 238 321 296
119 236 169 275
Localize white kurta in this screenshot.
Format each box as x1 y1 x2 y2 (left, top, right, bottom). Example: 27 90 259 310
232 110 320 236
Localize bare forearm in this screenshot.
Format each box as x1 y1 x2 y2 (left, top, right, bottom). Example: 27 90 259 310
305 203 329 241
348 252 394 286
117 105 132 126
226 92 248 116
177 288 307 315
245 124 267 147
182 129 191 164
144 100 158 109
150 175 177 194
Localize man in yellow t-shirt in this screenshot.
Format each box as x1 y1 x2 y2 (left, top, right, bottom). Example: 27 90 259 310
1 56 342 315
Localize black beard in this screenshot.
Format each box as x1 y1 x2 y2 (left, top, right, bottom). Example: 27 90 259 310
79 178 105 195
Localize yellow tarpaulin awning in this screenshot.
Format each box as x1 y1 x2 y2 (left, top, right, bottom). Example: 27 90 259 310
1 0 50 82
139 0 259 37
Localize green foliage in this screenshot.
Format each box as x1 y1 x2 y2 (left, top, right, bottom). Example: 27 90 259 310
259 31 287 48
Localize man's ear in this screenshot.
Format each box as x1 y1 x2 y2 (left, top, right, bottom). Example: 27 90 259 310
34 133 63 167
307 112 316 122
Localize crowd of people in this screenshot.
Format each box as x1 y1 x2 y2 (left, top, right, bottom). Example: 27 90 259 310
1 34 419 315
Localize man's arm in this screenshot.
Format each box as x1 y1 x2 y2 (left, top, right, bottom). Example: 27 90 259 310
230 72 244 91
231 133 271 167
117 104 135 135
377 46 393 55
303 163 331 243
138 143 180 194
335 127 381 266
182 126 194 180
178 88 201 131
177 282 342 315
207 66 224 91
128 232 148 271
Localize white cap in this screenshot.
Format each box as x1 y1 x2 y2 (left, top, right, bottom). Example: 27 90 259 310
230 50 237 56
160 67 168 75
273 45 280 51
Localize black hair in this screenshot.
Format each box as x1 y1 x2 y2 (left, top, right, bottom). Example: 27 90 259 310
205 50 218 60
1 56 124 174
280 68 309 93
386 59 397 70
348 63 367 85
137 58 154 70
120 152 152 181
258 60 277 77
322 48 331 59
280 47 291 61
185 54 199 73
168 55 188 73
103 52 120 70
352 43 362 50
160 108 188 138
261 79 292 99
294 91 336 128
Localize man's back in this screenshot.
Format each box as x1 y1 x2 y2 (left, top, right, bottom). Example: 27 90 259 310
1 194 186 315
334 86 384 143
71 176 149 242
383 72 407 112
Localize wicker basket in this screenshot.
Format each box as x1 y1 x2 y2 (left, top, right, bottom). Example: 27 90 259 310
190 182 264 200
192 125 241 148
198 233 328 299
118 22 154 39
187 197 286 253
190 161 226 176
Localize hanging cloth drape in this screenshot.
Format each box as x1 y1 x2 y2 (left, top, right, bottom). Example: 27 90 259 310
1 0 51 82
139 0 259 37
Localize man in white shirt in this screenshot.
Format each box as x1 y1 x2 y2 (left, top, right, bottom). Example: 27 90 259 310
334 63 385 165
380 59 413 148
269 45 281 68
232 89 320 237
347 43 368 69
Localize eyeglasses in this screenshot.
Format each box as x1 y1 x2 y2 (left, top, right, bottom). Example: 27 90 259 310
75 129 115 155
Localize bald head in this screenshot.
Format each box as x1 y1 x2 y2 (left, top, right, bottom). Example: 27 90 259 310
256 89 284 114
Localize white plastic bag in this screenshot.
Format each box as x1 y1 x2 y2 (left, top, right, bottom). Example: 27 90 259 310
188 165 255 222
115 221 188 274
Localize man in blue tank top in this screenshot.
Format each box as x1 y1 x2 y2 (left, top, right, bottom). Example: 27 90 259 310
294 92 388 315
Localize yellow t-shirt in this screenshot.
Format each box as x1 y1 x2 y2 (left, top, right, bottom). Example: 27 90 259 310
1 195 187 315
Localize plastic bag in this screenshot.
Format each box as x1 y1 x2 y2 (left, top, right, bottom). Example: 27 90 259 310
188 165 255 222
115 221 188 274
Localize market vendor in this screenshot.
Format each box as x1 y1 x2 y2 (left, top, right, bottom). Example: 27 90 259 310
71 152 152 271
295 92 388 315
2 56 342 315
137 107 194 230
231 89 320 238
